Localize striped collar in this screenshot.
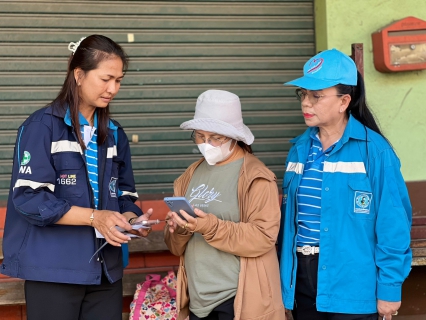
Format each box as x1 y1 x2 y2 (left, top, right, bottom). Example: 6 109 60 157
63 107 118 131
64 107 98 128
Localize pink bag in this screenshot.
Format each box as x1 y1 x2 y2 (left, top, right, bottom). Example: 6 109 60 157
130 271 178 320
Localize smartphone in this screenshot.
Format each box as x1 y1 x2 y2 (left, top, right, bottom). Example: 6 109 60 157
164 197 197 221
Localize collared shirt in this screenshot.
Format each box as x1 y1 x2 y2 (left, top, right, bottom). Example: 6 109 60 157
297 131 336 246
64 109 99 209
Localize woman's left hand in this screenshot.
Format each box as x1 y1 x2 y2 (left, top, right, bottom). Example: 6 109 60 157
377 299 400 320
127 208 154 237
169 207 207 233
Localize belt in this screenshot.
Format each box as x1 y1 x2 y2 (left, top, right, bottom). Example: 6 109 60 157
296 245 320 255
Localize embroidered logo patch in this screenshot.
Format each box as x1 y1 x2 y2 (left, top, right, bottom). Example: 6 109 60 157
307 58 324 74
354 191 373 214
109 177 118 198
21 151 31 165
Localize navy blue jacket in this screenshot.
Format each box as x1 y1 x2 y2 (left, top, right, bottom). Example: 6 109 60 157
1 103 142 285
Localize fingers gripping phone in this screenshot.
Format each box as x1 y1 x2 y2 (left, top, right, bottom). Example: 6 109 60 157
164 197 197 221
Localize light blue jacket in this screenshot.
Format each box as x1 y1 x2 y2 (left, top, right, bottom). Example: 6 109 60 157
278 115 412 314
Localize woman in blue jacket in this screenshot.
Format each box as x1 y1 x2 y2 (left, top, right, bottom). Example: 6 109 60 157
278 49 412 320
1 35 152 320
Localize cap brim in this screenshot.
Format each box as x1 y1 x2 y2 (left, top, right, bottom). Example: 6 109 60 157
284 75 342 90
284 73 358 90
180 118 254 145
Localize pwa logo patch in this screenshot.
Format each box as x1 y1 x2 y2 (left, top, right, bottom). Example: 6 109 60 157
19 166 32 174
19 151 32 174
354 191 373 214
21 151 31 165
109 177 118 198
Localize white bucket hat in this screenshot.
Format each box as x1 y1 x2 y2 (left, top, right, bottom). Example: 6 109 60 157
180 89 255 145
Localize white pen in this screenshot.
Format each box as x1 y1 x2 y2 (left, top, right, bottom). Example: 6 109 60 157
131 219 163 226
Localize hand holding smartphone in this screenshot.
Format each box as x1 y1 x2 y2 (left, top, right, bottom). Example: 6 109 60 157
164 197 197 221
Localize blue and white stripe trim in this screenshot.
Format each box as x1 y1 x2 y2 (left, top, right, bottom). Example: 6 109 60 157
287 161 366 174
51 140 83 154
286 162 304 174
323 161 366 173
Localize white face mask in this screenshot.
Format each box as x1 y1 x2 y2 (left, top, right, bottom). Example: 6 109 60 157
197 139 235 165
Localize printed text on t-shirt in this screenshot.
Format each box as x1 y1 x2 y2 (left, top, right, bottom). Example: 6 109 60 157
189 184 222 203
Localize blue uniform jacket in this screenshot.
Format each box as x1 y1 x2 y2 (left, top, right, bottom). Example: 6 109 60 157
278 115 412 314
1 103 142 285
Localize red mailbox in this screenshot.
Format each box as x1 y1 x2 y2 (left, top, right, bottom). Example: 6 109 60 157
372 16 426 72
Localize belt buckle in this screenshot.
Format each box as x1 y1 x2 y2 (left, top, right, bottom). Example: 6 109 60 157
301 245 314 255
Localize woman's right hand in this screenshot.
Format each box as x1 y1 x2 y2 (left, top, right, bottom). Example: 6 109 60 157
92 209 131 246
166 210 179 233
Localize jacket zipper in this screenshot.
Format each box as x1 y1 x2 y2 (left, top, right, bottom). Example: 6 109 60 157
72 129 101 267
98 143 107 268
98 143 106 211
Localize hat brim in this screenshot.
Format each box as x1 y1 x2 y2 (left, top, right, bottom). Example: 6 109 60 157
284 75 345 90
180 118 254 145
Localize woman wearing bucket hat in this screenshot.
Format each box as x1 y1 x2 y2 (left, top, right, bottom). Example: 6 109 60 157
278 48 412 320
164 89 286 320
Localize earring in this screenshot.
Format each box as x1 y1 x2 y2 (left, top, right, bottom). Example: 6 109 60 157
77 82 81 86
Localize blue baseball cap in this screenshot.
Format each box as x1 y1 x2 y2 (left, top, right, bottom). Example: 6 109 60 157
284 48 357 90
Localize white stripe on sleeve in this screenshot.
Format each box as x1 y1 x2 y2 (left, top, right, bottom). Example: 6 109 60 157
13 179 55 192
120 191 139 198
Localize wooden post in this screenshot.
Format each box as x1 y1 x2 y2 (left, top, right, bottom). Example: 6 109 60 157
350 43 364 77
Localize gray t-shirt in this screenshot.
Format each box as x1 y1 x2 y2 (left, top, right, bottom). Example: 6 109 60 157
184 158 243 317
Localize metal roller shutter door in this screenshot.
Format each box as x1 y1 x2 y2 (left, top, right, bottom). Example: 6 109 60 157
0 0 314 199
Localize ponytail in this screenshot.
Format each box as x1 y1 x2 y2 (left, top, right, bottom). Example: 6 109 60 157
336 71 385 138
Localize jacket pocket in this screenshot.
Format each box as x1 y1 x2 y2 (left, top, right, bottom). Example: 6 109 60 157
53 153 85 198
111 156 124 179
241 257 274 318
347 177 374 220
107 156 124 201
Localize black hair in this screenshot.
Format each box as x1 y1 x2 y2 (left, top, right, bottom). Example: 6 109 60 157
335 71 393 177
335 71 385 138
51 34 129 149
237 141 253 154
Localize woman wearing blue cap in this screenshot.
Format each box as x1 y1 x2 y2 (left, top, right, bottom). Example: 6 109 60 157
278 49 412 320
